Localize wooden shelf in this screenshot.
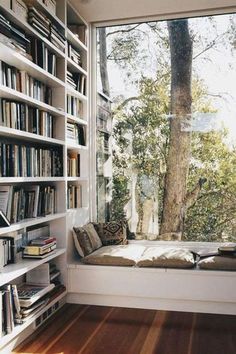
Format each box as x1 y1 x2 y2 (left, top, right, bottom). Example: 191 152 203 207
0 177 65 184
0 249 66 286
0 290 66 350
66 29 87 52
0 42 65 88
0 5 65 58
0 213 66 236
0 86 65 116
66 86 87 102
66 114 87 126
0 126 65 146
67 57 87 76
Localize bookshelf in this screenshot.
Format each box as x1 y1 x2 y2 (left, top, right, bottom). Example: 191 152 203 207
0 0 90 351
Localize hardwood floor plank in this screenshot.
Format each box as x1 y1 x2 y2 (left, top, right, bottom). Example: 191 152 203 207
13 304 86 354
191 313 236 354
13 305 236 354
81 307 156 354
44 305 114 354
152 311 194 354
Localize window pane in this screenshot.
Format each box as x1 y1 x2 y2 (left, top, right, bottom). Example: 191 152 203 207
96 13 236 242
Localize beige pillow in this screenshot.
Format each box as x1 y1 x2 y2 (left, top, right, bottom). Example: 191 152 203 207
198 256 236 270
73 223 102 258
137 247 195 268
82 244 146 266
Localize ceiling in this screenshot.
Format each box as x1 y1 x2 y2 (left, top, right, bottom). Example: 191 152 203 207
70 0 236 24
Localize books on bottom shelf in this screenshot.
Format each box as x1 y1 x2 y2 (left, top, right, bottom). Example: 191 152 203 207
0 263 65 337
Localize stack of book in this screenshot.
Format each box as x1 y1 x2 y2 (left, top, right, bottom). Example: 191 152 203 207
0 278 65 335
0 11 30 57
67 184 82 209
0 185 56 223
50 24 65 51
66 70 86 95
28 7 50 39
66 122 86 146
67 151 80 177
67 95 83 117
0 60 52 105
30 38 57 76
67 42 81 66
23 236 56 259
0 99 54 138
0 142 62 177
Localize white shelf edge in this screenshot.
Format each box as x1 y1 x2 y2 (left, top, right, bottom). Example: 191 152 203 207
66 57 87 76
66 114 88 125
0 177 65 184
0 213 66 236
0 290 67 349
66 29 88 52
0 5 65 58
0 249 66 286
66 86 87 102
0 42 65 89
67 177 88 182
0 86 65 116
0 126 65 146
66 142 88 151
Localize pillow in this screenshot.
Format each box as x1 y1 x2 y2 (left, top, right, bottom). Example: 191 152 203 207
137 247 196 268
198 256 236 271
73 223 102 257
82 244 146 266
93 221 128 246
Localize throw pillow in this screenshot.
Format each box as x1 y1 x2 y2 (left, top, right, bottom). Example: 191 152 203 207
73 226 93 257
93 221 128 246
83 223 102 250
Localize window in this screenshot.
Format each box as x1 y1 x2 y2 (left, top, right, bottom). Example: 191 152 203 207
96 13 236 242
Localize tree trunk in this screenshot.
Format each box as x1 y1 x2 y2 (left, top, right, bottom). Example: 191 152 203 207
160 20 193 239
98 28 110 96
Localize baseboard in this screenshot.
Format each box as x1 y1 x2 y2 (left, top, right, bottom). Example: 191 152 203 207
67 292 236 315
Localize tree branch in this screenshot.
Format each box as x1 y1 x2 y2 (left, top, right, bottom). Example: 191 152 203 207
106 24 141 37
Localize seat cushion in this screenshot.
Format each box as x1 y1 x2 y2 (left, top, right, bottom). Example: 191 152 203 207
198 255 236 270
82 244 146 266
93 221 128 246
137 247 196 268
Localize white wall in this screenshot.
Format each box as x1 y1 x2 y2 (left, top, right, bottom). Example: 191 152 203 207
71 0 236 24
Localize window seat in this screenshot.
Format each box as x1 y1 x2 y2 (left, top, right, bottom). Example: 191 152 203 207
67 242 236 315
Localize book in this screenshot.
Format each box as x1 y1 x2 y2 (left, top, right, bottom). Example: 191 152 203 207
22 250 56 259
0 210 10 227
23 241 56 256
30 236 56 245
17 283 55 308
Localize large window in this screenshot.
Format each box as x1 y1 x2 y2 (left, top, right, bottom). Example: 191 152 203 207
96 13 236 242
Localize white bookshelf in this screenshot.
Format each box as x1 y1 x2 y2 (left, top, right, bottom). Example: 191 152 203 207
0 0 90 350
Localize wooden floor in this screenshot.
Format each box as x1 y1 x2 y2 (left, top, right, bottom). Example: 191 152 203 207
14 304 236 354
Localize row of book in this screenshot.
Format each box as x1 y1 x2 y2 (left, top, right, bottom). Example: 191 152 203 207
0 99 54 138
0 263 65 337
0 237 15 267
67 42 82 67
67 152 80 177
0 142 62 177
67 95 83 117
0 60 52 105
0 185 56 223
67 70 86 96
66 122 86 146
31 38 57 76
28 6 65 52
67 184 82 209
